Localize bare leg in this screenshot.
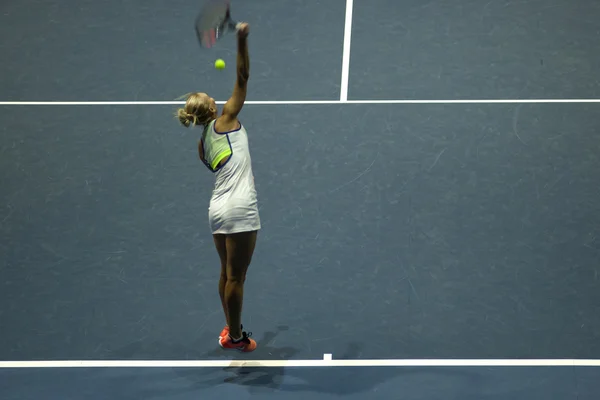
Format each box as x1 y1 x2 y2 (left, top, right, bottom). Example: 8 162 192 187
212 234 228 326
224 230 257 339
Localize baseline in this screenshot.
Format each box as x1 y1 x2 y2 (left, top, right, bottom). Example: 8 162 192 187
1 359 600 369
2 99 600 106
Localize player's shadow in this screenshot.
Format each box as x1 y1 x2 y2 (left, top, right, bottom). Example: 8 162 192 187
114 327 483 397
111 325 300 398
175 340 400 395
203 341 395 395
173 325 298 391
190 342 484 397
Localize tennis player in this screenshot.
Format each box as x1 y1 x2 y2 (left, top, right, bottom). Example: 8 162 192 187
176 22 258 352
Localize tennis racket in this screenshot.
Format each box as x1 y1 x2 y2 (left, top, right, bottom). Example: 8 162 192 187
195 0 240 49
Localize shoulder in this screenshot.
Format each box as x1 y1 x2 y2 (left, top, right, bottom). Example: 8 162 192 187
215 115 242 133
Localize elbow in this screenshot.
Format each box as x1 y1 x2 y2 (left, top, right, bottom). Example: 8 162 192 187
237 69 249 84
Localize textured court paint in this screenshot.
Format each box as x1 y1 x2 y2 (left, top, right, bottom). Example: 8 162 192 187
1 104 599 364
349 0 600 100
2 0 600 397
1 366 599 399
0 0 346 102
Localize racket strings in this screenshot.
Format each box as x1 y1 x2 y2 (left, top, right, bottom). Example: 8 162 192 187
202 29 218 48
195 0 237 49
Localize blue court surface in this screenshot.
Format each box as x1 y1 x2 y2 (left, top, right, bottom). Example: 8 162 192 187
2 0 600 398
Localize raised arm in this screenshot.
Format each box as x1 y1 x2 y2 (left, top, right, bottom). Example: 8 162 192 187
221 23 250 124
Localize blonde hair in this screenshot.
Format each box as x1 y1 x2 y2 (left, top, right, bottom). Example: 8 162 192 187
176 92 216 128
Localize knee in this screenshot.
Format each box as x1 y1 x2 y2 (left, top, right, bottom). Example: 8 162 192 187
226 264 247 283
227 274 245 284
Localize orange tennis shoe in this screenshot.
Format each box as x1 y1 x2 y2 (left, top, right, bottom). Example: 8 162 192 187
219 331 257 352
219 325 229 339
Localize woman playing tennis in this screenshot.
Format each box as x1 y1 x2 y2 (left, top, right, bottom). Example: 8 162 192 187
176 22 258 352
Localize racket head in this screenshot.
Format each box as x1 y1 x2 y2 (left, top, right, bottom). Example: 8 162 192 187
195 0 238 49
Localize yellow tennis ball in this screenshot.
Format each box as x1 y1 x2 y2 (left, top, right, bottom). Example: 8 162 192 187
215 59 226 70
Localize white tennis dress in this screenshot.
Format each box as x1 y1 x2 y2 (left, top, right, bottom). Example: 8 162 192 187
200 119 261 235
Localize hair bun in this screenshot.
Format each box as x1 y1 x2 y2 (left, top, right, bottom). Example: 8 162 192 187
176 108 193 128
187 113 197 124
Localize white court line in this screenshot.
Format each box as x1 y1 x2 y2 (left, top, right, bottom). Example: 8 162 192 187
0 359 599 369
340 0 354 102
2 99 600 106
